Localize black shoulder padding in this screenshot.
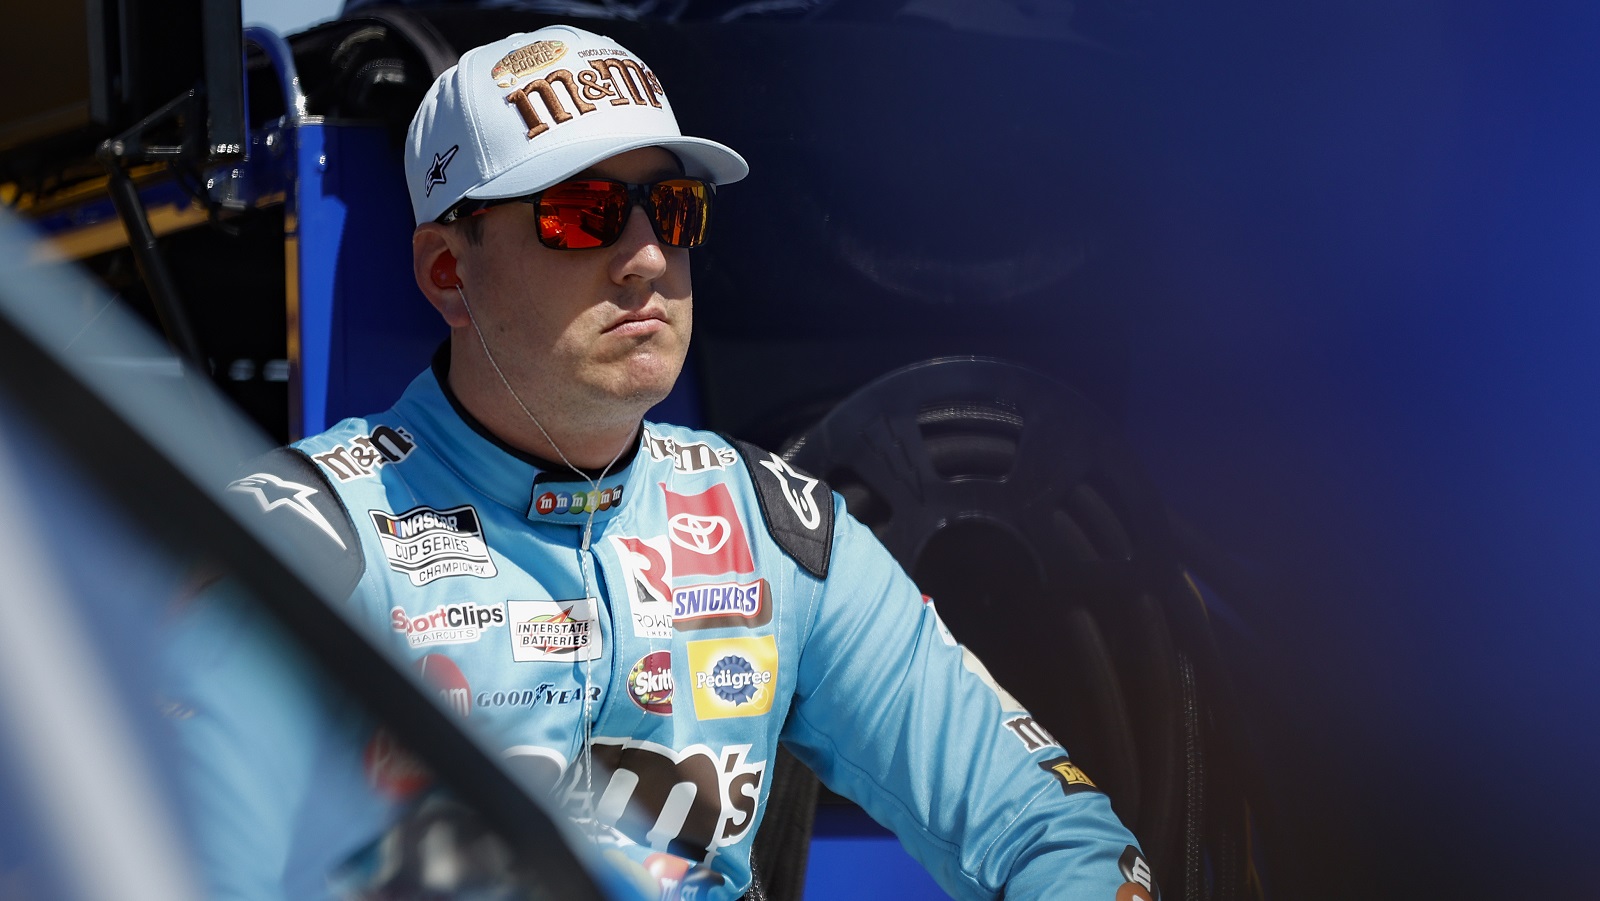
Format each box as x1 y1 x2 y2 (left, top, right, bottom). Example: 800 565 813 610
730 439 833 580
223 447 366 597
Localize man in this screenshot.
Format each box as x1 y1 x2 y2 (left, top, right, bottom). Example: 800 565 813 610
195 23 1153 901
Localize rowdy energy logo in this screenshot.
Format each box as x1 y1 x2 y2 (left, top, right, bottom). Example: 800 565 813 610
610 535 674 639
686 636 777 720
673 580 771 631
643 429 738 474
628 651 674 715
391 601 506 649
371 504 497 586
506 599 601 662
500 50 665 140
312 424 415 482
661 483 755 577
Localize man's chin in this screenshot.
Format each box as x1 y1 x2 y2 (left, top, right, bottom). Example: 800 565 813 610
591 355 685 410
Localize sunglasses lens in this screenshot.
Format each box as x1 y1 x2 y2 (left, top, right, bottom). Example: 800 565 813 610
533 178 713 250
649 179 712 248
537 181 630 250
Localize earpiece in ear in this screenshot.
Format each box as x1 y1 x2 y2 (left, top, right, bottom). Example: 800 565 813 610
431 253 459 289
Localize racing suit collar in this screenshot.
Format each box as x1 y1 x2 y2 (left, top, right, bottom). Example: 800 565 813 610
392 344 641 526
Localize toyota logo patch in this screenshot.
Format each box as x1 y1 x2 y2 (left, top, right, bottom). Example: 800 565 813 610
669 512 730 555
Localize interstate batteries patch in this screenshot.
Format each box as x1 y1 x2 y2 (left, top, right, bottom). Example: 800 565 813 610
370 505 497 586
506 599 602 663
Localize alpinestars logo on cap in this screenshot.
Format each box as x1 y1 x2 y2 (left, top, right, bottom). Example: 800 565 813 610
424 145 459 197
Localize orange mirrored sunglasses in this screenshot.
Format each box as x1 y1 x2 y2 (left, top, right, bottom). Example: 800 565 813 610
440 177 714 250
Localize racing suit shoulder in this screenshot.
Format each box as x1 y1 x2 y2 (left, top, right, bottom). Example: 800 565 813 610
635 422 835 578
225 444 365 598
723 437 834 580
293 415 420 486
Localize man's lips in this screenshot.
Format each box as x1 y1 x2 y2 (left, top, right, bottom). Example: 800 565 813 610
605 307 669 335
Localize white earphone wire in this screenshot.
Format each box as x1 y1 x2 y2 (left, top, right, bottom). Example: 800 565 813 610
455 281 626 832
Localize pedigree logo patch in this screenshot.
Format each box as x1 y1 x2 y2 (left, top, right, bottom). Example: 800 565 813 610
490 40 567 88
686 635 777 720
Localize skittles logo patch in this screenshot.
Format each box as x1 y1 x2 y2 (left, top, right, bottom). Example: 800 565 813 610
628 650 674 715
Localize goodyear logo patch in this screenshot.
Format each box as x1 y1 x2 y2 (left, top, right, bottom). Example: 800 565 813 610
686 635 777 720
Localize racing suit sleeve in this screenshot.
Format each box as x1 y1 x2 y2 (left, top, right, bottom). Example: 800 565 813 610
159 577 402 901
159 581 336 900
156 449 391 900
780 495 1148 901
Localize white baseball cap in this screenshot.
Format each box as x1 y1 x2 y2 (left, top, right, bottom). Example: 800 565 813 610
404 25 749 226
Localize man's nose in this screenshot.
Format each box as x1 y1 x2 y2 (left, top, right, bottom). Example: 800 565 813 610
609 204 668 283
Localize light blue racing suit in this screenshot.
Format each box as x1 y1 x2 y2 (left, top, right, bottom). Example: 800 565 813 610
177 350 1156 901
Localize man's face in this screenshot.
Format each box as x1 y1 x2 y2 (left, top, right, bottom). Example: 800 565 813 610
453 146 693 419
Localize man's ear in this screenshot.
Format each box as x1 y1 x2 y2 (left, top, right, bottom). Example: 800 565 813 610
413 224 470 328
